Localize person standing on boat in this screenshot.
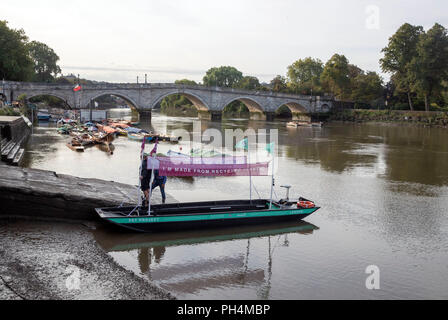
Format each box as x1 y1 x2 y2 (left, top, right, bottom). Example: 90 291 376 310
151 170 167 204
141 138 166 205
140 153 152 205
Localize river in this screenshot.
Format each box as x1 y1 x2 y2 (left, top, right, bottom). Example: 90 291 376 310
22 109 448 299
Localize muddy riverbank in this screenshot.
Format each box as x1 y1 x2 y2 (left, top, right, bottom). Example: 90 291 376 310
0 218 175 300
0 163 176 300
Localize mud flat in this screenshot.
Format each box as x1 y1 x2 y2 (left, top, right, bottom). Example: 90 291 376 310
0 164 176 300
0 219 174 300
0 164 173 221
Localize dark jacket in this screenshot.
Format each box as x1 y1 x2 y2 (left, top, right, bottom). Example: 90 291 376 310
141 158 159 180
141 159 150 179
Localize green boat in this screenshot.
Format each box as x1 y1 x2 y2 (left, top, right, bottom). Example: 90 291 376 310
95 199 319 233
95 140 319 233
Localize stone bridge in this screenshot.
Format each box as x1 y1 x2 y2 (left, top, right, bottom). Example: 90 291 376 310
1 81 334 120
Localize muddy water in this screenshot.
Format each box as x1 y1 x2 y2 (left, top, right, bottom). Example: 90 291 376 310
22 109 448 299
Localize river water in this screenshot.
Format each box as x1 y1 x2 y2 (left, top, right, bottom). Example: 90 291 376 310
23 109 448 299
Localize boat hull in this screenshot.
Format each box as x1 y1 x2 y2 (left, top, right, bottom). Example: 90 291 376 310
95 200 319 233
287 121 322 128
66 143 84 152
127 133 154 142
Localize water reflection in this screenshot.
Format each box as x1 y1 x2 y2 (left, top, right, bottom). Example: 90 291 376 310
279 123 448 187
92 221 319 298
144 114 448 187
93 220 318 252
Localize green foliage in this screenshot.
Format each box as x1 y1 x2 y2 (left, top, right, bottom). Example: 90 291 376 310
287 57 323 94
270 75 288 93
380 23 425 110
160 79 199 116
0 106 20 116
320 54 350 99
203 66 243 87
0 20 34 81
28 41 62 82
380 23 424 74
350 71 384 106
0 21 61 83
175 79 197 86
17 93 27 103
275 105 293 118
28 95 67 108
330 109 448 126
442 82 448 107
409 23 448 111
55 76 73 84
237 76 261 90
202 69 262 117
222 100 250 118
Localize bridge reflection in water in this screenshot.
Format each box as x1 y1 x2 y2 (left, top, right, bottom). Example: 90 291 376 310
92 221 319 298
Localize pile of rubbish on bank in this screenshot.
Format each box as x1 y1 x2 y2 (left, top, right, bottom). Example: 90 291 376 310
59 119 181 154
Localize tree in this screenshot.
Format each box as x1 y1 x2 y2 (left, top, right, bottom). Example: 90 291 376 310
380 23 424 110
409 23 448 111
0 20 34 81
203 66 243 87
347 64 364 100
270 75 288 93
160 79 198 115
320 54 350 99
28 41 61 82
351 71 384 107
287 57 323 94
236 76 261 90
174 79 197 86
442 81 448 108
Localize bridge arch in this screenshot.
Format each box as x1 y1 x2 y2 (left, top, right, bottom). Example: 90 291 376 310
150 90 209 111
26 92 74 109
84 92 140 110
276 101 308 114
221 96 265 113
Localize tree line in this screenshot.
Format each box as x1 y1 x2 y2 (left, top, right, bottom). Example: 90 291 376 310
1 20 447 112
175 22 448 112
0 20 61 83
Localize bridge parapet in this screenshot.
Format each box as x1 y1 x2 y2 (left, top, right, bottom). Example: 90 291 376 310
1 81 334 117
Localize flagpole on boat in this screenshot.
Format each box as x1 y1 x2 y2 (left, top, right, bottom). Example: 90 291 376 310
269 147 275 210
236 138 252 202
148 153 155 216
147 139 158 216
137 136 146 210
248 144 252 203
137 156 143 209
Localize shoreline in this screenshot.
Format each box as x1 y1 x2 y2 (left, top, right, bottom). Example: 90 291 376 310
327 109 448 128
0 164 174 221
0 217 175 300
0 165 177 300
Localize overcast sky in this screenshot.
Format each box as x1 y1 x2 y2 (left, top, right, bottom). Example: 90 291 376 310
2 0 448 83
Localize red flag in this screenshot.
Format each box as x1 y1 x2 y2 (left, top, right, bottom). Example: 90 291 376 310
73 84 82 92
150 138 158 156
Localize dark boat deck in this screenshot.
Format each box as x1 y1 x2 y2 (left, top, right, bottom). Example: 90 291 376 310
97 199 276 218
